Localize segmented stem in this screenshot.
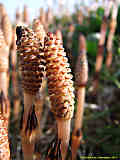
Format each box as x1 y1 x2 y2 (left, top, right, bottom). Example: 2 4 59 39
72 34 88 160
45 32 74 160
16 26 45 160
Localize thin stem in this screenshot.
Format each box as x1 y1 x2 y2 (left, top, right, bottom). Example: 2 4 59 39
72 34 87 160
0 72 8 98
72 87 85 160
75 87 85 130
21 92 34 160
34 97 44 137
12 71 20 120
57 119 71 160
0 92 10 160
106 2 118 69
92 1 112 95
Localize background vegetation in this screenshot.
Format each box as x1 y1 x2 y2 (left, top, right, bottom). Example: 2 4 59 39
4 3 120 160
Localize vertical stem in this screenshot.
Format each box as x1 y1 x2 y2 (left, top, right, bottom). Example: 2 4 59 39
11 49 17 70
92 0 113 95
21 92 34 160
12 71 20 120
0 71 10 124
106 2 118 69
0 72 8 98
106 50 113 69
72 87 85 160
57 119 71 160
0 114 10 160
34 97 44 137
34 79 46 138
0 31 10 159
72 34 87 160
0 92 10 160
74 88 85 130
23 5 29 25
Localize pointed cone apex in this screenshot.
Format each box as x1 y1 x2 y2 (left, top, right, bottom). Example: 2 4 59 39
75 34 88 88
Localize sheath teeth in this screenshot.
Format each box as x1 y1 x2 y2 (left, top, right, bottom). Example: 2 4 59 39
16 26 45 95
45 32 74 120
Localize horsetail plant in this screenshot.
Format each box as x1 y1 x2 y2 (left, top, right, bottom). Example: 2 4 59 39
106 1 118 69
1 10 13 48
39 8 46 30
55 29 63 43
23 5 29 25
92 0 113 96
10 27 17 70
11 70 20 121
0 28 10 160
0 3 6 16
32 18 46 43
32 18 46 137
0 91 10 160
45 32 74 160
71 34 88 160
47 137 62 160
16 26 45 160
15 8 22 25
10 26 20 120
0 29 9 98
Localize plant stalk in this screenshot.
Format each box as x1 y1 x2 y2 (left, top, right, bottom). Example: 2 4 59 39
106 2 118 69
0 92 10 160
72 87 85 160
57 119 71 160
92 0 113 95
21 92 35 160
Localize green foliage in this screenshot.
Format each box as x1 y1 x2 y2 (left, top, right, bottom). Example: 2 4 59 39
88 14 102 33
9 3 120 159
87 40 98 57
96 7 104 17
83 105 120 155
100 67 120 88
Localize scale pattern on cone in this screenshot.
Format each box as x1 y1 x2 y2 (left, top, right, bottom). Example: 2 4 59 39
16 26 45 95
45 32 74 120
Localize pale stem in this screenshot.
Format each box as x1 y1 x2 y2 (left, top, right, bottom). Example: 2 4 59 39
34 99 43 137
57 119 71 160
0 72 8 98
21 92 35 160
74 87 85 130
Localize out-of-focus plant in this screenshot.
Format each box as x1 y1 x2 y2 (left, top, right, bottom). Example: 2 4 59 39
116 6 120 34
88 7 104 33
